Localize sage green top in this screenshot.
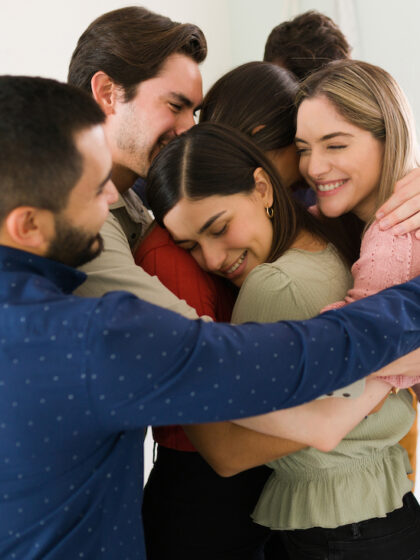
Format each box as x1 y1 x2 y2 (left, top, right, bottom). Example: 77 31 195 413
231 244 414 529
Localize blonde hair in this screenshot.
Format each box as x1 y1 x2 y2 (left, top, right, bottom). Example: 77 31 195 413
297 59 419 225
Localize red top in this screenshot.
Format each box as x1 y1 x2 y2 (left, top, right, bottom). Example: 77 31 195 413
135 224 236 451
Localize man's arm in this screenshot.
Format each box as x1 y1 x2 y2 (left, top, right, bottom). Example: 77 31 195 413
87 277 420 429
75 209 203 320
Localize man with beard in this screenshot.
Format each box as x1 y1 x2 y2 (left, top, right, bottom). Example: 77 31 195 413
68 6 205 316
2 75 420 559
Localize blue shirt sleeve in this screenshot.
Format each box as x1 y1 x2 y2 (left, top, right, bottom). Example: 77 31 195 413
85 277 420 429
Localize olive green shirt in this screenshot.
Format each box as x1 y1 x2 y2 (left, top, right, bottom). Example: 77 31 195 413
232 245 413 529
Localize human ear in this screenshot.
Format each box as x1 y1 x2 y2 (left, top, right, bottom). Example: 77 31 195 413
253 167 274 208
91 71 119 116
4 207 54 253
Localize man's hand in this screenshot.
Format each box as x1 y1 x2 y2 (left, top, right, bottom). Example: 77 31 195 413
376 168 420 238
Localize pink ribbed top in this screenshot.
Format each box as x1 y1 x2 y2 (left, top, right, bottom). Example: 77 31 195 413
323 221 420 397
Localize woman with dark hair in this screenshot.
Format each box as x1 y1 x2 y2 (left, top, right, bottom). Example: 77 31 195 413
200 61 313 205
138 61 357 560
137 62 308 560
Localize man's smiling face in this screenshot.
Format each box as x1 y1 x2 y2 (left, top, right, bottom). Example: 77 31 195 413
109 53 203 182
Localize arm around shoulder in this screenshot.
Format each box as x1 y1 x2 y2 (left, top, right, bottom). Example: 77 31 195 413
75 212 201 319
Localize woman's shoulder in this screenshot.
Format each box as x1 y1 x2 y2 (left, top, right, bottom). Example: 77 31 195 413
252 244 350 288
231 245 351 324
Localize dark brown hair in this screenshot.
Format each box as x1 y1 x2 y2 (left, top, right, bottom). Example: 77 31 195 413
200 62 298 152
264 11 351 81
0 76 105 224
147 123 348 265
68 6 207 101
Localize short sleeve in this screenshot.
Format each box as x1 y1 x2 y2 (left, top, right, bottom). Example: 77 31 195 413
231 264 315 324
75 212 200 320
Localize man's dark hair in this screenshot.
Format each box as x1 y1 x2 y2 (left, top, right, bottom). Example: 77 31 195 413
0 75 105 224
68 6 207 101
264 11 351 81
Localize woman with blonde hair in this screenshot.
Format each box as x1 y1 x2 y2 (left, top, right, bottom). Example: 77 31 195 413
294 59 420 390
236 58 420 558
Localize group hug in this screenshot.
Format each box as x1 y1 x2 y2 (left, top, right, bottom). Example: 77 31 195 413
2 6 420 560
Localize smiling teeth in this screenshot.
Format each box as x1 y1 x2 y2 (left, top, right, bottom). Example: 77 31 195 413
227 252 246 274
317 180 346 192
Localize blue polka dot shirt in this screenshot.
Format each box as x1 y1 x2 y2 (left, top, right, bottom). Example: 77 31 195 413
1 245 419 559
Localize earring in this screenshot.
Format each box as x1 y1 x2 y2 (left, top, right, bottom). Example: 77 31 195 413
265 206 274 219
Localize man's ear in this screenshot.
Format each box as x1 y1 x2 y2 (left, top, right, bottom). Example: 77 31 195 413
91 71 119 116
253 167 274 208
4 207 54 253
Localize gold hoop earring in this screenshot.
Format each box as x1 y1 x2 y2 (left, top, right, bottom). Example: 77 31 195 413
266 206 274 219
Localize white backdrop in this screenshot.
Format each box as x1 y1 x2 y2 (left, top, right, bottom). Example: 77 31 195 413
2 0 420 129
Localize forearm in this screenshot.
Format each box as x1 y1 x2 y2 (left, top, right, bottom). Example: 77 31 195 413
233 378 390 451
183 422 305 477
76 212 203 320
93 278 420 429
371 347 420 379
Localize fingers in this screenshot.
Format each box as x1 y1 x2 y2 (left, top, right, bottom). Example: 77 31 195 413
378 203 420 235
376 170 420 234
377 169 420 213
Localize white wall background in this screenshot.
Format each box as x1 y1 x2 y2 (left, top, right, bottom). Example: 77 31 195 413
2 0 419 130
1 0 419 495
0 0 233 97
227 0 420 135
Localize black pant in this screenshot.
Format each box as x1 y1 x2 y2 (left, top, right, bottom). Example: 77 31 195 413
280 492 420 560
142 445 289 560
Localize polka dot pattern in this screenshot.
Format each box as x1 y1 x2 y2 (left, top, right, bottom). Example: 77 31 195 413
0 246 420 558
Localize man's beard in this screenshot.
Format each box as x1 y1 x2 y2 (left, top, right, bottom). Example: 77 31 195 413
46 215 104 269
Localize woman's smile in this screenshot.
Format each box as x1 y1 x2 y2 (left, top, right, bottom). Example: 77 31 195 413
163 189 273 287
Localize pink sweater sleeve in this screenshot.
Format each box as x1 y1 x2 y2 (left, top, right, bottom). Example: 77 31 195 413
322 222 420 389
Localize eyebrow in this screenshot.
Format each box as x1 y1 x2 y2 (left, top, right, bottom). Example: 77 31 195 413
96 168 113 192
173 211 226 244
170 91 202 112
295 132 354 144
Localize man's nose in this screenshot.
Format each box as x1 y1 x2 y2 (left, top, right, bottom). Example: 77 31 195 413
175 111 196 135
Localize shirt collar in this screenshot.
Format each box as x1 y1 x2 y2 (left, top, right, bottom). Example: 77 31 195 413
109 193 126 211
0 245 87 294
